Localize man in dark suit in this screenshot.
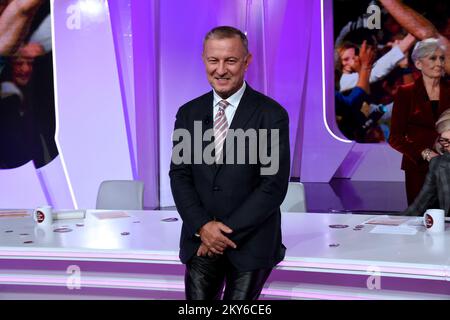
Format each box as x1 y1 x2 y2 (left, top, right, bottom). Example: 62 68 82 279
169 26 290 300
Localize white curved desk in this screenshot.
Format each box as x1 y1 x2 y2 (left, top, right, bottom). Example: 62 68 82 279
0 210 449 299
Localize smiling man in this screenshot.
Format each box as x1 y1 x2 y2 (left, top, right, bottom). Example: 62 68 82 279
202 28 251 99
169 26 290 300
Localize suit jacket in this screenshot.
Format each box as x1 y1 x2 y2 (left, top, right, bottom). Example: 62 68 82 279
389 76 450 172
169 84 290 272
404 152 450 216
0 94 32 168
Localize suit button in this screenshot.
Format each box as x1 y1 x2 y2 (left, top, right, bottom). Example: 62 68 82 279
213 186 221 191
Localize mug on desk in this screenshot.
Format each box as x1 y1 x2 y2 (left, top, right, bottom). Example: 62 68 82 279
33 205 53 227
423 209 445 233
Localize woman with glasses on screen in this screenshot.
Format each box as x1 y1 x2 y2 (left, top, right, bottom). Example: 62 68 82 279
389 38 449 205
404 109 450 216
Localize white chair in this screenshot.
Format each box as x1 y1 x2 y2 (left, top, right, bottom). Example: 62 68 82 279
280 182 307 212
96 180 144 210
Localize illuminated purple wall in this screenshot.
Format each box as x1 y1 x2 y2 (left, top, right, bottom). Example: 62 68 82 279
0 0 405 210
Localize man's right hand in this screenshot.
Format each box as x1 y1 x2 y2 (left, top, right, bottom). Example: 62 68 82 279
198 221 237 255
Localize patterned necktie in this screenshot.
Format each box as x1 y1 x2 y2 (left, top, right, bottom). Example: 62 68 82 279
214 100 230 163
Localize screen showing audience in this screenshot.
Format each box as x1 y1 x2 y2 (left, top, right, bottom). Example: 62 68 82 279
0 2 58 169
333 0 448 143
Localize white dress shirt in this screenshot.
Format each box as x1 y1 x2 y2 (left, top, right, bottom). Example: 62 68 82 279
212 81 246 126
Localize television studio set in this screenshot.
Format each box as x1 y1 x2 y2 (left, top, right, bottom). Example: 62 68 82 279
0 0 449 305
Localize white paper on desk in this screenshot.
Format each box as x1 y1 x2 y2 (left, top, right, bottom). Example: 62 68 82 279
370 225 418 235
363 215 410 226
0 210 30 218
92 211 130 220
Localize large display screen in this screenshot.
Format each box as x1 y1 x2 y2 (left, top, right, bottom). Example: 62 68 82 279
333 0 449 143
0 0 57 169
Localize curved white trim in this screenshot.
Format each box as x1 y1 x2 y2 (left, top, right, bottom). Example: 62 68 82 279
320 0 352 144
50 0 78 209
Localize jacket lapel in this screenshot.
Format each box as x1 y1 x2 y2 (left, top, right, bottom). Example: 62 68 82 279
228 85 259 131
195 91 216 177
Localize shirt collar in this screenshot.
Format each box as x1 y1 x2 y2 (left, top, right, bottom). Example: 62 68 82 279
213 81 246 109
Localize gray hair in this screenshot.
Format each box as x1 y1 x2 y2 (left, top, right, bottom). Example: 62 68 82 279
411 38 447 63
204 26 248 53
436 109 450 134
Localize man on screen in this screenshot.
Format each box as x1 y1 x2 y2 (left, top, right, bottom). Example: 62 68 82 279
0 43 44 168
169 26 290 300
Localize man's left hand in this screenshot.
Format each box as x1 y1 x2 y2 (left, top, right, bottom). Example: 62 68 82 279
196 243 215 257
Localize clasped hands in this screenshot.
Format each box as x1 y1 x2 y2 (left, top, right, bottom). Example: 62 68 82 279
196 221 237 257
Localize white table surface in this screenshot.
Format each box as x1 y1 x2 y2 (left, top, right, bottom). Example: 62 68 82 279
1 210 449 280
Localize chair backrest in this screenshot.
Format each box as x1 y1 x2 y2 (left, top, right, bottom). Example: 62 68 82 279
280 182 307 212
96 180 144 210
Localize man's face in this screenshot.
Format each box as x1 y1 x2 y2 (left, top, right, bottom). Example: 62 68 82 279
12 57 34 86
340 48 357 73
203 36 252 99
12 43 44 87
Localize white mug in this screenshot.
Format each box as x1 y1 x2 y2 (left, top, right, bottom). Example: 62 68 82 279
423 209 445 233
33 205 53 227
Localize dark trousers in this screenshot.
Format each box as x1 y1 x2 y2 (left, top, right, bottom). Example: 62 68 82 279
185 254 272 300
